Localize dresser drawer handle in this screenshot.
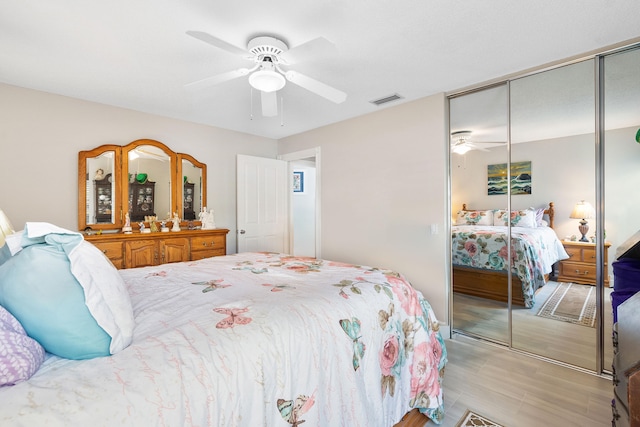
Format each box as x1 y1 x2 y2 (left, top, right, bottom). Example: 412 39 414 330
202 241 216 247
102 249 108 254
574 269 590 275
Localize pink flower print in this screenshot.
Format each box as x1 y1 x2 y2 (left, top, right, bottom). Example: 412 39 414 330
380 335 400 376
389 276 421 316
499 244 517 262
410 342 441 399
464 241 478 257
327 261 356 268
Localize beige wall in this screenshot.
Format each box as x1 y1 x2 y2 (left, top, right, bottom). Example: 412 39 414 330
0 83 278 253
278 94 449 321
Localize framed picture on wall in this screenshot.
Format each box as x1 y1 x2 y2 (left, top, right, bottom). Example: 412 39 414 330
293 171 304 193
487 161 532 195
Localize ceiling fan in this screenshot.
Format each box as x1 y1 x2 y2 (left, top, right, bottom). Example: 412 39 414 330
185 31 347 117
451 130 504 154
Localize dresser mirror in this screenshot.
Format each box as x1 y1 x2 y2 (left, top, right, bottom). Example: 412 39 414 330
124 142 173 223
178 154 206 221
78 139 207 232
78 145 122 228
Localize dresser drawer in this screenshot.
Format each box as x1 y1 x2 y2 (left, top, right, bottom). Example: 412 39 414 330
191 248 226 260
84 229 228 269
92 241 123 268
558 260 597 282
582 247 597 263
191 235 225 251
564 246 583 261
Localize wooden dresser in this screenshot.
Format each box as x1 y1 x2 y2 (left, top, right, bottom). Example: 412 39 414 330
557 240 611 286
85 228 229 269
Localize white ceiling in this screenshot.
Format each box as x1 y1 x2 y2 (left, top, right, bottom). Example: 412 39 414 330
1 1 640 140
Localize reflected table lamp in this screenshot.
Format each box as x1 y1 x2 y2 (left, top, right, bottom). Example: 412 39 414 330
570 200 594 242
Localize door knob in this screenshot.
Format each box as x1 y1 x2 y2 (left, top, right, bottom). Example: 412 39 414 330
239 229 246 234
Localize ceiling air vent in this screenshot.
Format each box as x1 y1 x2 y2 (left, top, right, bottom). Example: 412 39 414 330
370 93 403 106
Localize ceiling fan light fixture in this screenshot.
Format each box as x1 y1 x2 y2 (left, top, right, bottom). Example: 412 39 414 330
249 70 286 93
452 144 472 155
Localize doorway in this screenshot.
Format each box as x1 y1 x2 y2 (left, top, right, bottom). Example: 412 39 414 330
279 147 321 258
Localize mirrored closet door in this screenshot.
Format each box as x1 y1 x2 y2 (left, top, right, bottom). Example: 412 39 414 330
450 84 509 345
509 60 597 370
450 43 640 372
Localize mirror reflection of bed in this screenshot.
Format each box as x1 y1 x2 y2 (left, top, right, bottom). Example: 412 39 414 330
452 202 564 308
451 201 613 365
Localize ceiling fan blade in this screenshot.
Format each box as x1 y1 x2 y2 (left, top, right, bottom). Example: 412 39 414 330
261 90 278 117
186 31 248 57
284 70 346 104
470 144 490 152
184 68 250 92
280 37 337 64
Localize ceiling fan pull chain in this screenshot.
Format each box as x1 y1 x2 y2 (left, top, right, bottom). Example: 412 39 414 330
250 87 254 120
280 96 285 127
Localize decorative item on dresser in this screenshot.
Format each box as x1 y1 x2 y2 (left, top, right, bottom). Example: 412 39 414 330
557 240 611 286
569 200 595 242
85 228 228 269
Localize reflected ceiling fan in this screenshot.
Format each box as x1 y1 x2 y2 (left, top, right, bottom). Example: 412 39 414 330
451 130 504 154
185 31 347 117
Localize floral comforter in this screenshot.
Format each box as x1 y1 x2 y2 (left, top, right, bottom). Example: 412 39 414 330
0 252 446 426
452 225 568 307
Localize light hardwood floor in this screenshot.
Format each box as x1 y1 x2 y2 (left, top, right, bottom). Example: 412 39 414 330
452 282 614 371
430 335 613 427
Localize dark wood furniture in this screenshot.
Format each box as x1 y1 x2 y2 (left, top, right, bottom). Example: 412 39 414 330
128 181 155 222
183 182 196 220
94 173 113 223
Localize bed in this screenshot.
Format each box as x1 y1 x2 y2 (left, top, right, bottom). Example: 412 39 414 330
0 224 447 426
452 202 568 308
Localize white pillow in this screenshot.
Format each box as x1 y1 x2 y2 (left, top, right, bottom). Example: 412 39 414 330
494 209 538 228
455 210 494 226
69 240 135 354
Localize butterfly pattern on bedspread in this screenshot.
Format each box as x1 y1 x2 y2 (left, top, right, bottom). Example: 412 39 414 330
1 252 447 427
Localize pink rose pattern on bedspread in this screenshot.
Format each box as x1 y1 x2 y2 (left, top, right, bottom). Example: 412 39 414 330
0 252 446 426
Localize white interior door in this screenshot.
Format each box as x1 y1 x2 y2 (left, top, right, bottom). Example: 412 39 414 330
236 154 287 253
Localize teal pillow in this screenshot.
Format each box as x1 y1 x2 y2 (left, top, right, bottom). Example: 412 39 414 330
0 244 10 266
0 243 111 360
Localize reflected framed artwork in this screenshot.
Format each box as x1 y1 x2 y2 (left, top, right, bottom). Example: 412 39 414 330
293 171 304 193
488 161 531 195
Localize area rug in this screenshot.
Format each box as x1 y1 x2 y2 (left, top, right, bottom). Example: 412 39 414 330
455 409 504 427
536 282 596 327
